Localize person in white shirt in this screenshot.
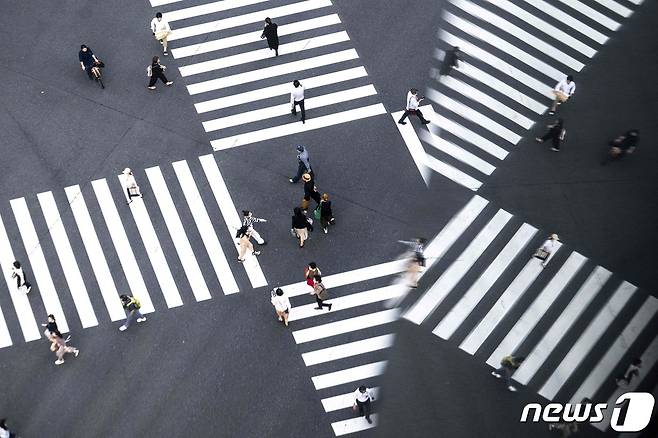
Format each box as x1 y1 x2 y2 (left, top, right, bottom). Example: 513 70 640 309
270 288 291 326
397 88 430 125
150 12 172 56
549 75 576 115
534 233 559 267
616 358 642 386
352 386 375 423
290 80 306 123
122 168 143 204
11 260 32 293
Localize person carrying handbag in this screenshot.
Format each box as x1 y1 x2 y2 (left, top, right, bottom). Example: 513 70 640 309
304 262 321 288
147 56 173 90
291 207 313 248
310 275 331 311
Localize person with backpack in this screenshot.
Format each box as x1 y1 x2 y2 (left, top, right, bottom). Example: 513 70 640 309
119 294 147 332
147 56 173 90
491 354 525 392
304 262 321 289
11 261 32 294
535 119 565 151
310 275 331 311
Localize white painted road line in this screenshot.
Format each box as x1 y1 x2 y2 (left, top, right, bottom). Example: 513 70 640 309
292 309 399 344
425 155 483 191
428 110 508 160
188 49 359 95
10 198 69 333
65 186 126 322
593 0 633 17
447 60 547 114
520 0 608 44
203 84 377 132
439 30 554 99
482 0 596 57
451 0 585 71
0 304 10 348
282 260 406 298
513 266 612 385
163 0 268 23
312 360 387 390
302 334 395 366
443 12 566 82
0 213 39 343
119 175 183 309
572 292 654 405
195 66 367 113
169 0 333 41
391 110 432 186
460 245 563 355
421 128 496 175
174 14 341 59
427 89 522 145
37 192 98 328
145 167 212 302
149 0 184 6
485 252 587 367
91 179 155 314
558 0 620 30
539 281 638 400
322 387 381 412
405 209 512 325
172 160 239 295
211 104 387 151
199 154 267 288
332 414 379 436
434 223 537 340
180 31 350 77
290 285 404 322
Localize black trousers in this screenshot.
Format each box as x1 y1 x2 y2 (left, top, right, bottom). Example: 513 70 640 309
291 162 313 183
148 71 169 87
292 99 306 122
304 190 322 205
315 295 330 309
398 109 428 124
356 399 372 419
541 131 560 149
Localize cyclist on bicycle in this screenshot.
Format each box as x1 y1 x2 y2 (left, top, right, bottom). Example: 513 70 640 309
606 129 639 162
79 44 100 80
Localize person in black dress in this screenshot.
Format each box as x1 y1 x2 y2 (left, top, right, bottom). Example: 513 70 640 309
319 193 334 234
261 17 279 56
147 56 173 90
535 118 564 151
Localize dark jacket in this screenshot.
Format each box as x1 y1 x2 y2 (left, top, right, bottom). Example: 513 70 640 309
292 214 313 231
304 179 317 198
151 62 165 76
79 48 95 69
320 200 332 218
262 23 279 48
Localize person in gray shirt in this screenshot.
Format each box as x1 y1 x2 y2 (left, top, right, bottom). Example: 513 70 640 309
289 145 313 183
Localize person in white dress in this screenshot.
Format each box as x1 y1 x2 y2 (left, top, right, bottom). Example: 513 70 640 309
270 288 291 326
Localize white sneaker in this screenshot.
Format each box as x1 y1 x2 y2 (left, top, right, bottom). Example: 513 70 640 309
491 372 501 379
119 325 127 332
137 317 147 323
278 316 283 321
74 349 79 357
508 385 517 392
55 359 65 365
323 228 327 234
27 286 32 293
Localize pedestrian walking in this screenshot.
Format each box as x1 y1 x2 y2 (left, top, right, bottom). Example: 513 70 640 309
310 275 331 311
398 238 427 288
304 262 321 288
616 358 642 387
51 330 79 365
548 75 575 115
290 80 306 124
242 210 267 245
79 44 101 80
535 119 566 152
41 314 58 342
491 354 525 391
119 294 147 332
319 193 335 234
533 234 559 267
352 386 375 424
236 225 261 262
301 173 321 213
11 261 32 294
398 88 430 125
122 168 143 204
147 56 173 90
260 17 279 56
291 207 313 248
289 145 313 183
270 288 291 326
439 46 461 76
150 12 172 56
0 418 16 438
602 129 639 165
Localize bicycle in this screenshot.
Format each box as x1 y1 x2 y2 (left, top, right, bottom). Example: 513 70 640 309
90 60 105 89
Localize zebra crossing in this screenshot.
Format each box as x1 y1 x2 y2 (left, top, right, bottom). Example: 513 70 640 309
149 0 386 151
281 194 656 435
396 0 644 191
0 154 262 349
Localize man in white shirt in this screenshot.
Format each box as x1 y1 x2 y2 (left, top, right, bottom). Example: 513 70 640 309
290 80 305 123
549 75 575 115
150 12 172 56
397 88 430 125
352 385 375 423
